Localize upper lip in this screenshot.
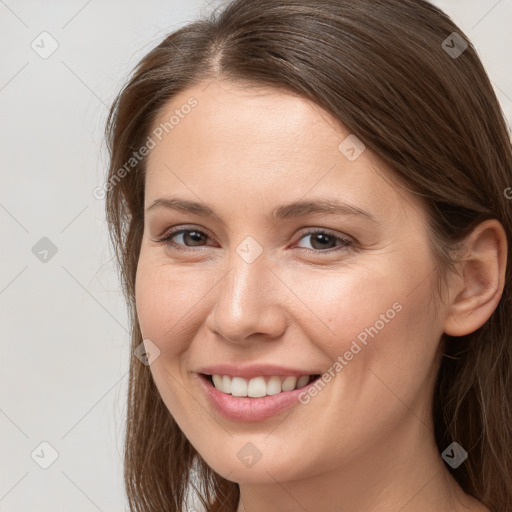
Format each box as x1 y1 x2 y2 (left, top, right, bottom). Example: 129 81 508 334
196 363 320 379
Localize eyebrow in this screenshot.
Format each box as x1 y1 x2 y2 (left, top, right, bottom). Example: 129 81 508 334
145 197 376 223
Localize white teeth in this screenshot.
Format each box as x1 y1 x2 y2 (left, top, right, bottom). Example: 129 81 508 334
296 375 310 388
282 376 297 391
210 374 313 397
266 376 282 395
231 377 247 397
212 375 223 389
248 376 267 397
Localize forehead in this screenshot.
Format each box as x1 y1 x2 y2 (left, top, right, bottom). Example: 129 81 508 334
143 80 418 225
148 80 343 161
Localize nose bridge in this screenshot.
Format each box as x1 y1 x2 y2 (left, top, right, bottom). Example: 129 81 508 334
207 238 286 342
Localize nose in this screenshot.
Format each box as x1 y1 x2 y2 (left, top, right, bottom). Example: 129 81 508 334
205 245 288 345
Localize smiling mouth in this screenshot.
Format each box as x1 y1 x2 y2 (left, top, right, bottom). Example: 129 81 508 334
201 373 322 398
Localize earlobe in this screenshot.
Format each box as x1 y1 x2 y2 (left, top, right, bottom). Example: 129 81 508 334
444 219 507 337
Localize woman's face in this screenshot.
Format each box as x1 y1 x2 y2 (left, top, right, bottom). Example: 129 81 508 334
135 80 448 483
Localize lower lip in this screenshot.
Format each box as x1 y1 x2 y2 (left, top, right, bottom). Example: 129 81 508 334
197 373 319 422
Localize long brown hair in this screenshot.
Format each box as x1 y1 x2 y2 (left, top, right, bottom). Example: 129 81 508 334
103 1 512 510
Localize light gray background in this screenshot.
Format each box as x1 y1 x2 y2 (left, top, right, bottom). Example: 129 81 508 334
1 1 511 510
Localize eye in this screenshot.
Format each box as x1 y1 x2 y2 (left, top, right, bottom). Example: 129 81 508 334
156 226 353 254
295 229 353 252
156 227 212 250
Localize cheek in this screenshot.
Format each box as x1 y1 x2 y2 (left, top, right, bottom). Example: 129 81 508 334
135 260 167 342
134 252 227 373
135 255 198 346
279 263 409 357
286 257 442 398
134 255 205 420
337 275 441 421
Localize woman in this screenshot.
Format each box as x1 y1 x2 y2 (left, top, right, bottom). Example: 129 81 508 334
103 0 512 510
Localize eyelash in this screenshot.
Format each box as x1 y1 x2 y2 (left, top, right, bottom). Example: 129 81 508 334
155 226 353 254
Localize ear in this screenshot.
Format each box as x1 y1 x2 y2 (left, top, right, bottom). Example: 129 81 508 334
444 219 508 336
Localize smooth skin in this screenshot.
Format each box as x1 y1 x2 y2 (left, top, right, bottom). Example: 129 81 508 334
135 80 505 512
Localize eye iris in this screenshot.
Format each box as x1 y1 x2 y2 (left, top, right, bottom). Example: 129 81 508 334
184 231 205 246
310 233 335 250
